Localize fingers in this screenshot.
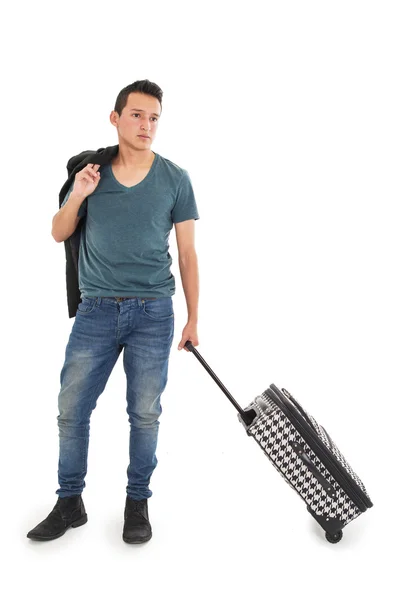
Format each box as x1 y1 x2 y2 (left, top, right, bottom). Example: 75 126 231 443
81 163 101 183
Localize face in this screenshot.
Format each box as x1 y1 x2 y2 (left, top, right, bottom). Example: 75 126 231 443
110 92 161 149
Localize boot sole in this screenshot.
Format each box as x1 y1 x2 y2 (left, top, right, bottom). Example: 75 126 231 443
27 514 88 541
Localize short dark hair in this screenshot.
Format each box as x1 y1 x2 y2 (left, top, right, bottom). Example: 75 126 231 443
114 79 163 117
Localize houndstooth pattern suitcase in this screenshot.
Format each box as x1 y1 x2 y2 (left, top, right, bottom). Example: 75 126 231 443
185 343 373 544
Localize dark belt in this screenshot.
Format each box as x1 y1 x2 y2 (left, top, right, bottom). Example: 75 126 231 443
102 296 157 301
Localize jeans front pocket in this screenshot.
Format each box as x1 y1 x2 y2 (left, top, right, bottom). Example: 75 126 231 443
142 297 174 320
76 297 98 314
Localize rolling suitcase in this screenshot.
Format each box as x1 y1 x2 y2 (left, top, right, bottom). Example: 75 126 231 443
184 341 373 543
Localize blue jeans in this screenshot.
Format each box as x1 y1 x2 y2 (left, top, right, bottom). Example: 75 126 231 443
56 296 175 500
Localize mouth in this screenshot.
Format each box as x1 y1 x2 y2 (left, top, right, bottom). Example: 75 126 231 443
138 135 150 139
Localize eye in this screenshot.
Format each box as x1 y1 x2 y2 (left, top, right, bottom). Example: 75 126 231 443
132 114 158 121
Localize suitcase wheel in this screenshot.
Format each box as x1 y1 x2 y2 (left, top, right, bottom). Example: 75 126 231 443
306 506 344 543
325 530 343 544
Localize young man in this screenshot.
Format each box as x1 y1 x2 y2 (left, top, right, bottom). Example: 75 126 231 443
27 79 200 544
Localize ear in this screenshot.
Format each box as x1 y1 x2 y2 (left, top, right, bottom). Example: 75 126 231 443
109 111 118 127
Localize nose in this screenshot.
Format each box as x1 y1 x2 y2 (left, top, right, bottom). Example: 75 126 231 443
140 117 151 131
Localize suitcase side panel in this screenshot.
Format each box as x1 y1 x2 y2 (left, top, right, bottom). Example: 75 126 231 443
306 413 371 499
268 385 373 509
243 397 362 531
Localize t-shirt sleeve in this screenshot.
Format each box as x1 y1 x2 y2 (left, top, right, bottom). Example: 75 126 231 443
171 170 200 224
60 180 87 218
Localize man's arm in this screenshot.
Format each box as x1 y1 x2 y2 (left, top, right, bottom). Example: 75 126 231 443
175 219 199 323
52 190 85 242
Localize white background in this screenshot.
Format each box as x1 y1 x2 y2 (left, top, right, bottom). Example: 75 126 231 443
1 1 396 598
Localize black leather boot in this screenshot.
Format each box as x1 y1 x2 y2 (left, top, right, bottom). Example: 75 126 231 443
27 495 87 541
123 497 152 544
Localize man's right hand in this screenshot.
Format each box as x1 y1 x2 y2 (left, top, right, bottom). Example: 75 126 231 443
73 163 101 199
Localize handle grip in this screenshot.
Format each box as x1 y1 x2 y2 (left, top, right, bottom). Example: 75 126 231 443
290 441 337 499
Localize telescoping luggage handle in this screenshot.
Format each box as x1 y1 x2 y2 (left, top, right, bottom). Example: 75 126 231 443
184 341 315 430
184 340 253 425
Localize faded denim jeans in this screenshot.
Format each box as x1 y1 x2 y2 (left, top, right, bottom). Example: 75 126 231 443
56 296 174 500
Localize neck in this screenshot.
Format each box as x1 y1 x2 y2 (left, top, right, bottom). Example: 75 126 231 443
114 140 154 168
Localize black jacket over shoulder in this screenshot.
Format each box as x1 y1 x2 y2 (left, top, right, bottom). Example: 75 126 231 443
59 144 119 318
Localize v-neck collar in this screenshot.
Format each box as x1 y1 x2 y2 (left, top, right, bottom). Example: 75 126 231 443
109 152 158 190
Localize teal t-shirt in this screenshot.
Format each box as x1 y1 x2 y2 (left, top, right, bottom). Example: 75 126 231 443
61 151 200 298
